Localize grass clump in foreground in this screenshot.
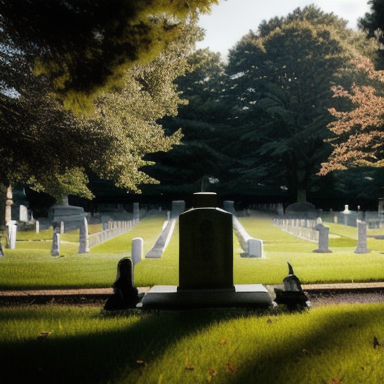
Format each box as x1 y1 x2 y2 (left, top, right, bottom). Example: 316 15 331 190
0 303 383 384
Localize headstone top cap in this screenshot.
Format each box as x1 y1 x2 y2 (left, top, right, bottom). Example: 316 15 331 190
193 192 217 208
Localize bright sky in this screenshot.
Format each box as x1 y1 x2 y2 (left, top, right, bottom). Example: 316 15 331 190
196 0 371 59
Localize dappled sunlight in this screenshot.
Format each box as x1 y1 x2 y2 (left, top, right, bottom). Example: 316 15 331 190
112 304 384 384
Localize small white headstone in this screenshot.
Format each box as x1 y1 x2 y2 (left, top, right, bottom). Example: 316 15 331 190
78 217 90 254
5 221 17 249
313 223 331 253
247 239 263 258
19 205 29 222
51 225 60 256
132 237 143 266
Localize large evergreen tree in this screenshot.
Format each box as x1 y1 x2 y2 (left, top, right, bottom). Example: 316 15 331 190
225 6 370 202
141 49 234 196
358 0 384 69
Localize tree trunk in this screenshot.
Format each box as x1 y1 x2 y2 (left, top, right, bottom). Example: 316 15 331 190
0 184 7 228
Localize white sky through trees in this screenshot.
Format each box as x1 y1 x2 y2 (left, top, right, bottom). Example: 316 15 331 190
197 0 370 59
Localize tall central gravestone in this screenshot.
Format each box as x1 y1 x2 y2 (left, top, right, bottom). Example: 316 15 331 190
139 192 271 309
179 193 233 290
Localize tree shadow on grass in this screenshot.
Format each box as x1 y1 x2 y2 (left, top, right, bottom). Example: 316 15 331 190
223 305 384 384
1 305 383 384
0 306 269 384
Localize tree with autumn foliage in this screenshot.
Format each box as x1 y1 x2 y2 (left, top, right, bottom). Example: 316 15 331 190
320 56 384 175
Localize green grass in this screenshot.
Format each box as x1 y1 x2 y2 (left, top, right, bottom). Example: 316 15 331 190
234 216 384 285
1 212 383 289
1 213 384 384
0 212 167 289
0 303 383 384
12 224 103 242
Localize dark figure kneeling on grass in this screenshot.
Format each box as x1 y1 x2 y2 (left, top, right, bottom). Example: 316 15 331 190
104 257 139 310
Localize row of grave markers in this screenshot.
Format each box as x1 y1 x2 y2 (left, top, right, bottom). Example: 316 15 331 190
273 217 370 254
0 216 138 256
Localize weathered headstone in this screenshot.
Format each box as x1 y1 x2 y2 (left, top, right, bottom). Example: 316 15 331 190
5 220 17 249
19 205 28 222
248 238 263 258
340 204 357 226
51 222 60 257
78 217 90 254
354 220 370 254
104 258 139 310
140 192 272 309
179 192 233 290
313 221 332 253
132 237 143 266
35 220 40 234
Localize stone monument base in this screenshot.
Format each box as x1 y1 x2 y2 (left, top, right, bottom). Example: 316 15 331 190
138 284 272 310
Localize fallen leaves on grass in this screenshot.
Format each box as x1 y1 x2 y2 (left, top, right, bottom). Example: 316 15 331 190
220 338 227 345
327 377 343 384
208 366 217 380
226 362 237 373
135 360 148 368
185 357 194 371
185 363 194 371
38 332 51 339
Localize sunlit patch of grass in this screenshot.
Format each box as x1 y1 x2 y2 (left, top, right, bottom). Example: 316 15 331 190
122 303 384 384
328 237 357 247
0 304 383 384
91 212 167 254
1 212 384 289
134 221 180 286
235 215 384 284
0 213 167 290
16 229 53 241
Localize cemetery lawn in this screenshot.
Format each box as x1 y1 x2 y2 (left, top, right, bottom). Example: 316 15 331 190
0 212 168 290
1 212 384 289
0 303 383 384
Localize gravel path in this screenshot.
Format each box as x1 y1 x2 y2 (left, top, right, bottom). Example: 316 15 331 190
307 290 384 307
0 288 383 307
